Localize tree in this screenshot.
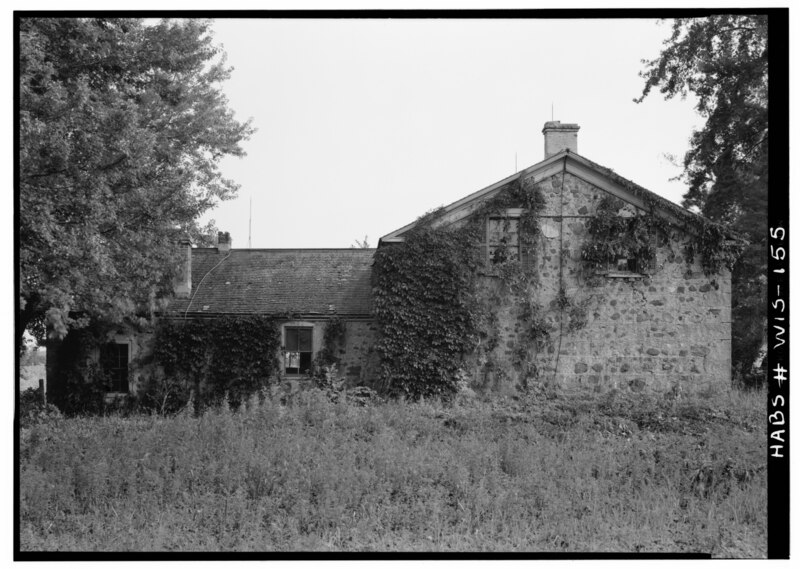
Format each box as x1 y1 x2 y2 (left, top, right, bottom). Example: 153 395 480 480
18 18 254 346
636 16 768 387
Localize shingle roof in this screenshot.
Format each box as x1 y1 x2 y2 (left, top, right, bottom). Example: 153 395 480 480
167 248 375 317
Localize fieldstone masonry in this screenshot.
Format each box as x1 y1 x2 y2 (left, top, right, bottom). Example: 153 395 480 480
470 171 731 394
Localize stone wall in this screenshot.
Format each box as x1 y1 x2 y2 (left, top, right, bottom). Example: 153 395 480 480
46 316 379 406
278 318 377 385
470 171 731 395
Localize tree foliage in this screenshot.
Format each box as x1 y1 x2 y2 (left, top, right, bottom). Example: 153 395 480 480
19 18 254 344
636 16 768 385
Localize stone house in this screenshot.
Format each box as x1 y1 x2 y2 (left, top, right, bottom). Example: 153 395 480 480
379 122 732 395
46 121 732 402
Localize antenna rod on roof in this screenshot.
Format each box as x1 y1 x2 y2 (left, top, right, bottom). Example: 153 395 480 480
248 195 252 249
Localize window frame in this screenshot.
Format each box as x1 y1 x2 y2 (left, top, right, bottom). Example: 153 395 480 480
283 326 314 376
601 254 642 277
482 210 522 267
100 341 130 393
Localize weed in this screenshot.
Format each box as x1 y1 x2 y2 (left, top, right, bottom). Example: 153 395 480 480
19 387 766 555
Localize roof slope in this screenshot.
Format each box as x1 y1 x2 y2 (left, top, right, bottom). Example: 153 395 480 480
167 248 375 317
380 149 706 243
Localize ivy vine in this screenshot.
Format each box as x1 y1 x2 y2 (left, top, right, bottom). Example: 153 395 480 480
47 326 116 415
581 196 664 274
374 175 743 399
372 222 482 399
314 315 346 368
151 315 281 411
372 179 549 398
685 220 745 275
581 195 744 277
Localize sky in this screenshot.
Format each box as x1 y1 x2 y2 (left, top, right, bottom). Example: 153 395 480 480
200 17 704 249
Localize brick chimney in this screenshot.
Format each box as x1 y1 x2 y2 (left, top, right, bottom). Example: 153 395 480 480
543 121 580 158
174 236 192 298
217 231 232 253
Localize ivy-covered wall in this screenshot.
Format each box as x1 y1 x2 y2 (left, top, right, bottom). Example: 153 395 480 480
47 167 733 406
337 320 380 385
373 169 734 398
46 315 379 412
471 171 732 395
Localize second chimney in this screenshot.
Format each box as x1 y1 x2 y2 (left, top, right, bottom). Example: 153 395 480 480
174 236 192 298
543 121 580 158
218 231 232 253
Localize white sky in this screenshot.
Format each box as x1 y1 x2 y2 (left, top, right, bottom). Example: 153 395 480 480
201 17 704 249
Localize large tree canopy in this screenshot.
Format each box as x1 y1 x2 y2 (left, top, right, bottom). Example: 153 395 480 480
636 15 768 385
19 18 253 343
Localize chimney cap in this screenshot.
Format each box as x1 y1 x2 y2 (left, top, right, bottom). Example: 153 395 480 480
542 121 580 133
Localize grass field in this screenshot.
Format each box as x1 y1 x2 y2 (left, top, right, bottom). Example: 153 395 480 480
18 385 766 555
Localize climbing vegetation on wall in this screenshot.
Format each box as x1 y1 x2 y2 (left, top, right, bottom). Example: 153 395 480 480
314 316 346 368
372 220 483 399
375 175 743 399
372 179 549 399
48 327 118 415
581 196 664 274
151 315 281 411
582 195 744 277
685 220 746 276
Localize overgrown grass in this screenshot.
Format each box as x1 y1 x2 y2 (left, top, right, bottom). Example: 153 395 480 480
19 386 766 555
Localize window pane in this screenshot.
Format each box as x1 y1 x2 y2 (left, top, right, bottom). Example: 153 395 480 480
118 344 128 367
285 351 300 371
298 328 312 351
487 219 505 244
488 218 520 264
299 352 312 374
285 329 298 351
613 256 637 273
488 218 519 243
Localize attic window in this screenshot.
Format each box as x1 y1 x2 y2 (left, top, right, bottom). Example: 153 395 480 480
486 217 520 264
614 256 637 273
284 327 313 375
604 255 643 278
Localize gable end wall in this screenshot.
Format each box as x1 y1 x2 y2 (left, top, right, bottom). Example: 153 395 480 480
473 171 731 395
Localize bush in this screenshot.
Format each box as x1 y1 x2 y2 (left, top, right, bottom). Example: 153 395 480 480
19 386 62 428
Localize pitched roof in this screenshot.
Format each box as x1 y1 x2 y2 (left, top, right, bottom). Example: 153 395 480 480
167 248 375 318
380 149 707 244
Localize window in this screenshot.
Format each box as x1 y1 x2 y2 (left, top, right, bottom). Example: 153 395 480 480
487 217 520 264
284 327 313 375
602 254 644 277
612 255 638 274
100 342 129 392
